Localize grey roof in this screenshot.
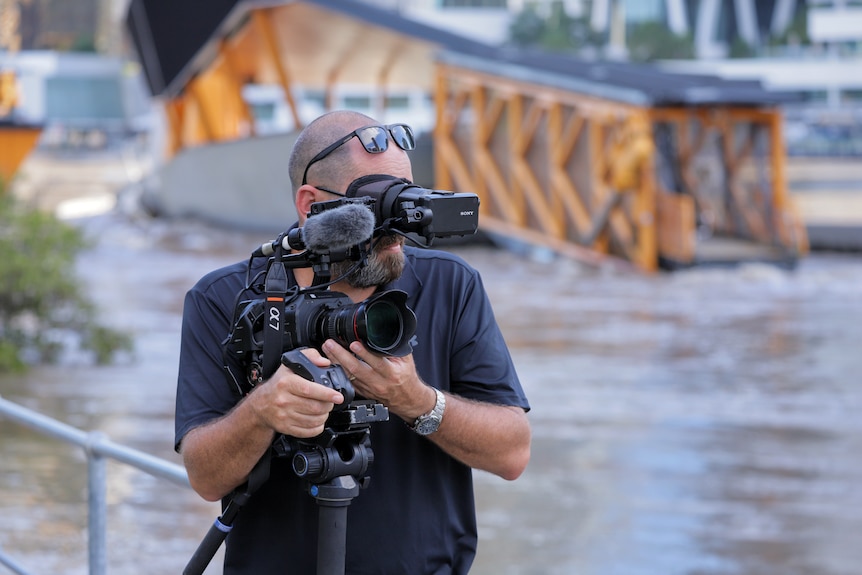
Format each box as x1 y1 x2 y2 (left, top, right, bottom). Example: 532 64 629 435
470 49 800 106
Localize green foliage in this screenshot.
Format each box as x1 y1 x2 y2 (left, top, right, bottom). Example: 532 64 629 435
0 185 133 372
70 34 97 53
728 37 755 59
508 0 600 54
509 2 545 47
626 21 694 62
541 1 579 52
769 7 810 47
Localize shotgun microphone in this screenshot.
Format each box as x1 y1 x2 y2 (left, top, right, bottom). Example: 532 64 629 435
253 203 375 257
302 202 375 253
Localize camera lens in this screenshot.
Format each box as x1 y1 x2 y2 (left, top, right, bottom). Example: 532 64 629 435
360 299 402 352
318 290 416 357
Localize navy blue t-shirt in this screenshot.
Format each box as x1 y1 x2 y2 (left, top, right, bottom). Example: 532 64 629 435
175 245 530 574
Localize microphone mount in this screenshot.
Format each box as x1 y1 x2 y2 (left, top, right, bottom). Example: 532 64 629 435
255 239 367 290
251 198 376 285
251 228 308 258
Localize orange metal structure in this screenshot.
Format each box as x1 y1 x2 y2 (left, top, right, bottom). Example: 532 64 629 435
0 0 41 184
433 61 808 270
649 107 808 264
0 122 41 182
433 61 658 270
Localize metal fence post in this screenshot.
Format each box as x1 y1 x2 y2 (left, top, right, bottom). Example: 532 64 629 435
86 432 108 575
0 395 192 573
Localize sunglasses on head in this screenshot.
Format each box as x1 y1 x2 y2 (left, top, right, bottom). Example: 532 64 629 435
301 123 416 186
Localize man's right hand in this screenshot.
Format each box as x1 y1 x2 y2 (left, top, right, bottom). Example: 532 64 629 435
181 347 344 501
247 349 345 438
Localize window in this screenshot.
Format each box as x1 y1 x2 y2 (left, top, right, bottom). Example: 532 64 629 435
45 76 124 120
624 0 665 24
385 95 410 109
250 102 275 121
343 95 371 109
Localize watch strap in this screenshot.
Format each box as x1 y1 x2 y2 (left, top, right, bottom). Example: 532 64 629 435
409 388 445 435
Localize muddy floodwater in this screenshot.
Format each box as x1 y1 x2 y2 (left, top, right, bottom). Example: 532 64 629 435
1 211 861 575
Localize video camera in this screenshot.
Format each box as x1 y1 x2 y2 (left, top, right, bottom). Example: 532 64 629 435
225 289 416 390
342 174 480 244
224 175 479 391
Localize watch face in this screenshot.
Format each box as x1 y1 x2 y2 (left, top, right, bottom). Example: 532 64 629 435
416 417 440 435
413 389 445 435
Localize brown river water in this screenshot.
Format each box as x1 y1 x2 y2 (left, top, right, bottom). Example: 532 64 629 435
2 187 861 574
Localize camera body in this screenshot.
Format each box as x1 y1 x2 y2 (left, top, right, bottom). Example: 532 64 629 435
225 289 416 390
341 175 480 243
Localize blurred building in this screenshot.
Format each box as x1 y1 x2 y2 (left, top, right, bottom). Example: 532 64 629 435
367 0 514 44
0 49 152 149
9 0 858 155
354 0 861 156
641 0 862 157
1 0 150 150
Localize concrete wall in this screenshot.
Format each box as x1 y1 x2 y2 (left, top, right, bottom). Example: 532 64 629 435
142 129 436 234
143 132 299 234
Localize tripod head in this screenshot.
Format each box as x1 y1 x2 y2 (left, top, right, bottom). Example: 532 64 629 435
275 349 389 486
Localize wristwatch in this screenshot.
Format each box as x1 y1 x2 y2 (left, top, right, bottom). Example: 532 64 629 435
410 388 446 436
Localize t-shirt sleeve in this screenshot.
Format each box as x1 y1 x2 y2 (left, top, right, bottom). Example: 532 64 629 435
447 265 530 412
174 281 242 452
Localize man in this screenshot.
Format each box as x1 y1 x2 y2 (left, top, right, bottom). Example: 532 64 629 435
175 110 531 574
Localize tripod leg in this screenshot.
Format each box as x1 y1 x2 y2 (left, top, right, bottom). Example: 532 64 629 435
317 502 349 575
183 493 248 575
184 453 272 574
312 476 360 575
183 514 234 575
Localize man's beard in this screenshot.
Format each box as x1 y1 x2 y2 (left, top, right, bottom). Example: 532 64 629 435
331 236 405 289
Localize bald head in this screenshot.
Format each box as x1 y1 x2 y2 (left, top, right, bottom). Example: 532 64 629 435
288 110 414 199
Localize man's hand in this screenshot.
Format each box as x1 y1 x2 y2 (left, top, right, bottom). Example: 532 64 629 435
181 347 344 501
321 338 531 481
321 339 434 423
248 348 345 438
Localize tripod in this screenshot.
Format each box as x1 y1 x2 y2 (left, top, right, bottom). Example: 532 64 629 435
286 425 379 575
183 351 389 575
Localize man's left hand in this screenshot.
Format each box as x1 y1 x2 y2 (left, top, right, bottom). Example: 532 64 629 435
321 339 436 423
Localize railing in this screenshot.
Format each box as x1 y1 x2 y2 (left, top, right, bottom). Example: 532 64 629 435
0 394 191 575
